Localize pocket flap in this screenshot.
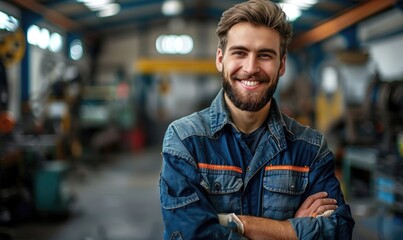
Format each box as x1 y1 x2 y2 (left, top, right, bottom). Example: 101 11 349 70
201 173 243 194
160 178 200 210
263 171 308 195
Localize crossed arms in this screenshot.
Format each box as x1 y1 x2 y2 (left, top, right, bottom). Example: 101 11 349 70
230 192 338 240
160 152 354 240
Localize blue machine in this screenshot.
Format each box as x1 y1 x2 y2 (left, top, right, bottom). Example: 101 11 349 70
34 161 73 214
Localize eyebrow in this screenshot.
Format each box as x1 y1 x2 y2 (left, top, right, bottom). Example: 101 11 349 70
228 45 278 56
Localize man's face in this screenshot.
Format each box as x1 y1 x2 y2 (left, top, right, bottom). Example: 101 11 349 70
216 22 286 112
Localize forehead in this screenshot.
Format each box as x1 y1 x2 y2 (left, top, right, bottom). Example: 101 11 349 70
226 22 281 52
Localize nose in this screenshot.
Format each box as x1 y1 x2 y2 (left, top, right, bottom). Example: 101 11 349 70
243 56 260 74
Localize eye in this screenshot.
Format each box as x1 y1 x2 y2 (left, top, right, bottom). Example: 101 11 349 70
258 53 274 60
232 51 247 57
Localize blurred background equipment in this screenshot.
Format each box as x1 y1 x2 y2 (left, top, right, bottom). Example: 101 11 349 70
0 23 76 232
0 28 25 67
0 60 13 134
366 79 403 213
0 0 403 239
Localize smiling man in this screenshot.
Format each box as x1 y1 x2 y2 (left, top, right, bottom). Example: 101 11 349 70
159 0 354 239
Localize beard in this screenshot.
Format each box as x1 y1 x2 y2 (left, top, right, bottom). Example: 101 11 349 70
222 69 279 112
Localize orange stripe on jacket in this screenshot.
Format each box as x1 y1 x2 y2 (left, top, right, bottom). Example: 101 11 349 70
198 163 243 174
265 165 310 172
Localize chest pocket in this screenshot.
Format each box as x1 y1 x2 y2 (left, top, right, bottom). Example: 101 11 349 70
262 166 308 220
200 170 243 214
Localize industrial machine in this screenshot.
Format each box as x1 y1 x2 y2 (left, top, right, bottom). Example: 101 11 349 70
0 29 74 230
339 73 403 238
367 79 403 213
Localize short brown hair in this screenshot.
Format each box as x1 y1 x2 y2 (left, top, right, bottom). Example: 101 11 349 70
216 0 293 58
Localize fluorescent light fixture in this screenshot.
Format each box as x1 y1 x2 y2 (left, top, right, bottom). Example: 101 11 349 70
38 28 50 49
28 25 63 52
0 11 19 32
156 34 193 54
70 39 83 61
97 3 120 17
77 0 120 17
27 25 40 45
279 3 302 21
283 0 318 9
49 32 63 53
322 66 338 94
85 0 113 10
162 0 184 16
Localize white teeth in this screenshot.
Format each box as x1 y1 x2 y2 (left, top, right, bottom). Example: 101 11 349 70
241 80 259 86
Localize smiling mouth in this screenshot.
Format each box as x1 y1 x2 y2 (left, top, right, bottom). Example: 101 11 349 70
241 80 260 87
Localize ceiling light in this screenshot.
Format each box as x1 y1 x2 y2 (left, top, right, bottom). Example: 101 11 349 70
322 66 338 94
38 28 50 49
0 11 19 32
49 32 63 53
97 3 120 17
77 0 120 17
162 0 184 16
27 25 40 45
283 0 318 9
279 3 302 21
85 0 113 10
156 34 193 54
70 39 83 61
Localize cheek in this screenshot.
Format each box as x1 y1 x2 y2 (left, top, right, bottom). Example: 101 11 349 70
262 63 282 76
223 60 242 76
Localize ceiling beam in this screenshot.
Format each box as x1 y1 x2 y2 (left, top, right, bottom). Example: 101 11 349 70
11 0 81 31
290 0 398 51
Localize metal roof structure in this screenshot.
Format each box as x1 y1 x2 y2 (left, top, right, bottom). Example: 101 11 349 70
5 0 402 49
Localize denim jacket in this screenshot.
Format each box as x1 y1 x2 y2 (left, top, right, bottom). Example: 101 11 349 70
160 89 354 239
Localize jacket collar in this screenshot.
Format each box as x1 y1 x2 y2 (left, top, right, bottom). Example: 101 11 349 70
209 89 230 135
209 88 287 147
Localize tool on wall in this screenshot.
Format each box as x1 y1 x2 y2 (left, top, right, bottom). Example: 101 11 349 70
0 28 25 134
0 28 25 67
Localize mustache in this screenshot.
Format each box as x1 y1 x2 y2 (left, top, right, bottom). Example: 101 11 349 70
231 73 267 82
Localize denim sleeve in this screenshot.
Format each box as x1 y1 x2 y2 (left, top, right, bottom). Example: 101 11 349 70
288 139 355 240
159 125 247 240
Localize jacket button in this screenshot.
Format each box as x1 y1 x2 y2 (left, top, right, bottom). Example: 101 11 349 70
214 182 221 190
290 184 295 190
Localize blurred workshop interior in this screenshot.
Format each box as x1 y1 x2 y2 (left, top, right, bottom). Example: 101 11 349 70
1 0 403 239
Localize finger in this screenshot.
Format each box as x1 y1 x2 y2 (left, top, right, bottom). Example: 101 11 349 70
315 198 337 206
312 209 335 218
316 204 338 214
315 198 337 207
300 192 327 208
311 198 337 212
300 192 328 209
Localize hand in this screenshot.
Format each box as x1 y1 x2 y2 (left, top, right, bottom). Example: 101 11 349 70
218 213 244 234
294 192 337 218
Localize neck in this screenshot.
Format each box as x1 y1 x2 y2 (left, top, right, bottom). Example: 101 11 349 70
224 94 271 134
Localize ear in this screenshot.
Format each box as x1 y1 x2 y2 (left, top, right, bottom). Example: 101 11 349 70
215 48 223 72
279 55 286 76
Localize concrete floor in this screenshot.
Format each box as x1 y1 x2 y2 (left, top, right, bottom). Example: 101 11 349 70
4 146 403 240
12 146 164 240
